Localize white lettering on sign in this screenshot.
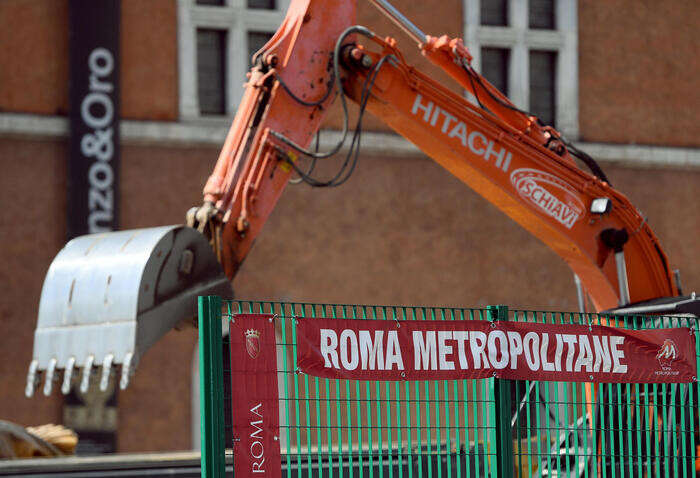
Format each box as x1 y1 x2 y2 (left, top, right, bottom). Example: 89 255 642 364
507 332 523 369
510 168 585 229
320 329 339 368
411 94 512 172
82 47 115 233
318 329 628 375
249 402 265 473
592 335 612 372
414 331 437 370
438 331 456 370
469 331 489 368
610 336 628 373
385 331 404 370
487 330 509 369
540 333 555 371
575 335 594 372
359 330 385 370
339 330 359 370
453 331 470 369
321 329 405 372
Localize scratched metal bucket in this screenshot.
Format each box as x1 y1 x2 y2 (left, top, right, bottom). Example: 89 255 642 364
26 225 233 397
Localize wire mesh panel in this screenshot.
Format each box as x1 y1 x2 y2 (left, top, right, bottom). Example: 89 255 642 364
199 298 700 478
509 310 699 478
226 301 500 478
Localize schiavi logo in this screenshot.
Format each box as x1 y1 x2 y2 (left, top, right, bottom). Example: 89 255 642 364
656 339 678 370
510 168 584 229
245 329 261 359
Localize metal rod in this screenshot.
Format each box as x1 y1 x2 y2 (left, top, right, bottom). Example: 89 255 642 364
615 251 631 306
573 273 586 313
673 269 683 295
368 0 427 44
511 380 537 428
605 293 697 315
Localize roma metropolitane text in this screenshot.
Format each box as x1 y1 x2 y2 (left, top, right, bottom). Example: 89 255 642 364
319 329 628 374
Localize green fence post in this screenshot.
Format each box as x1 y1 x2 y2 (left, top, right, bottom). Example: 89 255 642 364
199 295 225 478
489 305 513 477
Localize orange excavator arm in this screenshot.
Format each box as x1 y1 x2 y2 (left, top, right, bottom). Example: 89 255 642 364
343 33 678 311
189 0 677 312
189 0 357 279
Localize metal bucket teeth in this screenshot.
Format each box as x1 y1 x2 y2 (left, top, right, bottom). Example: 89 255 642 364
120 352 134 390
43 358 57 396
27 225 233 396
25 360 39 398
80 355 95 394
99 354 114 392
61 357 76 395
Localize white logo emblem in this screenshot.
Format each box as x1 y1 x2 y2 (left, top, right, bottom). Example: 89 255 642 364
510 168 584 229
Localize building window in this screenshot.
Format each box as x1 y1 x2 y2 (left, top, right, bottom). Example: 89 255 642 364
464 0 578 137
529 50 557 126
480 0 508 27
481 47 510 96
528 0 555 29
247 0 275 8
196 29 227 115
178 0 288 119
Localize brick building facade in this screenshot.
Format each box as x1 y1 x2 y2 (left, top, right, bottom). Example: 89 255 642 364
0 0 698 452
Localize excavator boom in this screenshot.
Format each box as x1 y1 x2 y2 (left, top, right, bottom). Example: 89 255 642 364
341 37 675 311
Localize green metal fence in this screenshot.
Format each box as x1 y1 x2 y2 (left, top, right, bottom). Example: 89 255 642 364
198 297 700 477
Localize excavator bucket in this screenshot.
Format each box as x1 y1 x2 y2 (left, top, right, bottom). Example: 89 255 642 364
25 225 232 397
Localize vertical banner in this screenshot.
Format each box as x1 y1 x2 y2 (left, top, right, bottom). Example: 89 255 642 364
230 314 282 478
65 0 120 455
68 0 120 239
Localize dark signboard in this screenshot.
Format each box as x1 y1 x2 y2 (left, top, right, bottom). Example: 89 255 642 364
68 0 120 240
66 0 120 454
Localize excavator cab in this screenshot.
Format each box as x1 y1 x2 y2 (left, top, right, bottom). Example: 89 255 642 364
25 226 232 397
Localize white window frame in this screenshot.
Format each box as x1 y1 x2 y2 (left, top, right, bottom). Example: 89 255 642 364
463 0 579 139
177 0 289 120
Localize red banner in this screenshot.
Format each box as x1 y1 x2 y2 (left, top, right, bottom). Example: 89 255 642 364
230 314 281 478
296 318 697 383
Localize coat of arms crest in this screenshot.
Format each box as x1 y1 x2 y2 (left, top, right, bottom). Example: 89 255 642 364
245 329 261 359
